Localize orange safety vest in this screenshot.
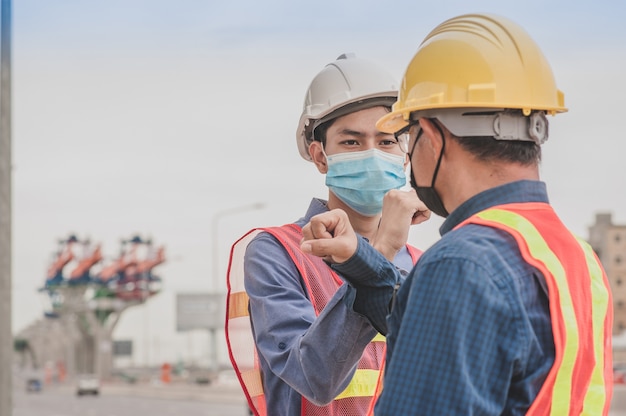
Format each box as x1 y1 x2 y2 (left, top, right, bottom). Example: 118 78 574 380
456 202 613 415
226 223 421 416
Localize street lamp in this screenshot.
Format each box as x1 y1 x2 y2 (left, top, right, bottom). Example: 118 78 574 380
211 202 265 293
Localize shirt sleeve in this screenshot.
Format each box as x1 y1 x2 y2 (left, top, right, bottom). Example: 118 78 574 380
244 232 378 405
374 256 524 415
332 236 403 334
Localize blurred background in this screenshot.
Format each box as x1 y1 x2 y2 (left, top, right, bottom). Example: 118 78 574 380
6 0 626 411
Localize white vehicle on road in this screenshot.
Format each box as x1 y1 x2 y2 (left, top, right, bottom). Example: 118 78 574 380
76 374 100 396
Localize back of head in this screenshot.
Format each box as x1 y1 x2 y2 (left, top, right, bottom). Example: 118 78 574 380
296 53 398 161
377 14 567 147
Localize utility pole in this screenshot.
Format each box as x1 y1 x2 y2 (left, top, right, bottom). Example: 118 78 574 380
0 0 12 413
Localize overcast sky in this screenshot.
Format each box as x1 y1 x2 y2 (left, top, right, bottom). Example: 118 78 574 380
12 0 626 366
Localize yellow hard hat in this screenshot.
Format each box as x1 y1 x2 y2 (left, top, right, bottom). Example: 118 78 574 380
377 13 567 135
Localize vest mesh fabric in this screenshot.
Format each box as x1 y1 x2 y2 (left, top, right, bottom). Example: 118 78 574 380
226 223 421 416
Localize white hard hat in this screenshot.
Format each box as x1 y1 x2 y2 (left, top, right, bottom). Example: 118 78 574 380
296 53 398 161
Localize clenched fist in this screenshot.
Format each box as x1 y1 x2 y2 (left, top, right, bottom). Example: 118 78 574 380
301 209 358 264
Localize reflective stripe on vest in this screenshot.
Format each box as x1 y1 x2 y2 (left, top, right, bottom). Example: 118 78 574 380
225 223 421 416
457 203 613 416
334 369 381 400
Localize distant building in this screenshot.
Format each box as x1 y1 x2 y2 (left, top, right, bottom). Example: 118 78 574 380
588 212 626 365
588 212 626 338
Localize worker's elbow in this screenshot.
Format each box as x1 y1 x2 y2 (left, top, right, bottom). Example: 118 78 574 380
305 383 346 406
307 391 336 406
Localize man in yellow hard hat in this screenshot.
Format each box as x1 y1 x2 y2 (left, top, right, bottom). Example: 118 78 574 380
300 14 613 415
225 53 430 416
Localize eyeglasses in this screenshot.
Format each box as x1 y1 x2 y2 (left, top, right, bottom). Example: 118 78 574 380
393 119 421 154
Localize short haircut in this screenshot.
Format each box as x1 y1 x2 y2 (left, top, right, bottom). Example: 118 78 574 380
313 118 334 146
313 105 392 145
451 134 542 165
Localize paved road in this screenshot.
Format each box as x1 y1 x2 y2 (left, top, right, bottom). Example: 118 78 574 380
13 374 626 415
15 390 250 416
14 373 250 416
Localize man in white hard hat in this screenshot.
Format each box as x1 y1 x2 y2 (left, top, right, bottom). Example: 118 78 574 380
300 14 613 416
225 53 430 416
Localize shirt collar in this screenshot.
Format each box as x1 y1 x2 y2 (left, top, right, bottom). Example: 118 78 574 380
304 198 330 222
440 180 549 236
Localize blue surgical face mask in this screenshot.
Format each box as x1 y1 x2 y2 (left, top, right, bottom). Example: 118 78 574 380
325 148 406 216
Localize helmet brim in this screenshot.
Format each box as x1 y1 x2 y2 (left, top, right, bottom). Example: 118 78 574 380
376 109 409 135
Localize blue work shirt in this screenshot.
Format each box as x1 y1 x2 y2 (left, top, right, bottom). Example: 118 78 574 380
333 180 555 415
244 198 414 416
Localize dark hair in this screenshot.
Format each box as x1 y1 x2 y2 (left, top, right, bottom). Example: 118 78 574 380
313 104 393 145
451 135 541 165
313 118 335 145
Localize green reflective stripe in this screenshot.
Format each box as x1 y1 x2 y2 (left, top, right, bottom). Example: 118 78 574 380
334 369 380 400
577 236 610 415
476 209 577 415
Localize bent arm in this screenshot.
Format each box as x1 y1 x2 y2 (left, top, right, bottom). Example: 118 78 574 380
245 233 377 405
332 237 403 334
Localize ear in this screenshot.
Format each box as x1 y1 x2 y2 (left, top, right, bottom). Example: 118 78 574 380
309 141 328 174
418 118 444 155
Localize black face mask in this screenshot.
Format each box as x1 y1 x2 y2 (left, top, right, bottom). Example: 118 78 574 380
412 177 449 218
409 122 449 218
